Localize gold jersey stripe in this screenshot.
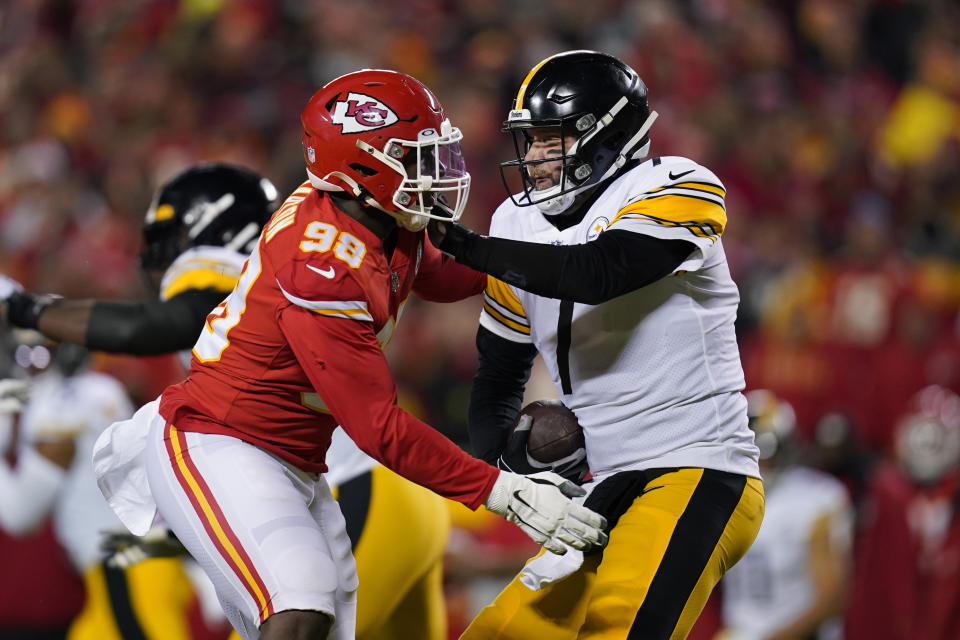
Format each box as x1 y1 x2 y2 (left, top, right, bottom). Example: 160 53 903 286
615 213 717 241
163 269 238 301
612 193 726 236
515 54 558 109
646 181 726 198
483 301 532 335
484 277 526 319
483 293 529 327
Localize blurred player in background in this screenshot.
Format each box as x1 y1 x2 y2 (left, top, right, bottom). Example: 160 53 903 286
718 390 852 640
0 163 277 640
0 347 84 640
0 334 136 639
92 69 606 640
429 50 764 639
1 163 275 358
846 385 960 640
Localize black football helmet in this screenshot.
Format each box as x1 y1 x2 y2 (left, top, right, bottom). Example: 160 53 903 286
500 50 658 215
140 163 279 272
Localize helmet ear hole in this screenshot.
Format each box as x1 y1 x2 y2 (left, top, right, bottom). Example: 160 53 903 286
349 163 379 177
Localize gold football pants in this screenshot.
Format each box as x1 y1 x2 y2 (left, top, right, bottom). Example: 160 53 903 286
345 464 450 640
68 558 196 640
461 468 764 640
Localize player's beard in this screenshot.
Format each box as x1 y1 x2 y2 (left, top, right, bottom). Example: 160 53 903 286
527 168 575 216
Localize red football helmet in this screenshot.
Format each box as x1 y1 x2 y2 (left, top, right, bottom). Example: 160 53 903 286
301 69 470 231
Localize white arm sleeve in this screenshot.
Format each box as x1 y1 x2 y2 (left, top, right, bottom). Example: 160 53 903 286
0 448 66 535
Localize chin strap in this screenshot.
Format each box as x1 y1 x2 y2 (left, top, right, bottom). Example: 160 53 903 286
536 190 577 216
309 169 427 232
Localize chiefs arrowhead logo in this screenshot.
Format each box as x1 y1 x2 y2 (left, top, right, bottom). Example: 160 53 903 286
332 92 398 133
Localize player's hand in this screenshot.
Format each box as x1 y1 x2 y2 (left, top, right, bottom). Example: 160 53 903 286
5 290 58 330
101 526 188 568
0 378 29 415
426 218 450 248
498 414 589 483
427 219 477 259
0 275 23 301
484 470 608 554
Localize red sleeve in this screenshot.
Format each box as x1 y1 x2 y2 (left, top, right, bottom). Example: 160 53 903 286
275 246 366 304
413 236 486 302
279 305 498 509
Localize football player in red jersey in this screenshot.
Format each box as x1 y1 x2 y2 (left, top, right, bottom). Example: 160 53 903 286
93 69 608 640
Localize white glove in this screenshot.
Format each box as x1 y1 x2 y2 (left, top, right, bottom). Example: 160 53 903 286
485 470 608 554
0 274 23 301
0 378 29 415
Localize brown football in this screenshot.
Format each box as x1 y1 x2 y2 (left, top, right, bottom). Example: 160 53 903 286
512 399 585 463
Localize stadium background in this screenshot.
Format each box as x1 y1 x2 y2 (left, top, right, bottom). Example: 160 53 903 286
1 0 959 638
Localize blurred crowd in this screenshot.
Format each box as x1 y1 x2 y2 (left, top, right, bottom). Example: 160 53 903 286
1 0 960 638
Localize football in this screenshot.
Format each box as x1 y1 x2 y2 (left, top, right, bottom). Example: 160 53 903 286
513 399 585 463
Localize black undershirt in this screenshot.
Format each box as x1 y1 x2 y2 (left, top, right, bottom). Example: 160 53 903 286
468 326 538 463
85 289 226 354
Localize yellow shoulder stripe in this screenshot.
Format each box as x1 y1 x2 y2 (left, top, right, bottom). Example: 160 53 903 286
163 269 238 301
612 193 727 237
646 181 726 198
484 277 525 319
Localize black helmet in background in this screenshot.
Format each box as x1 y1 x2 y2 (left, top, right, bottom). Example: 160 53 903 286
140 163 279 273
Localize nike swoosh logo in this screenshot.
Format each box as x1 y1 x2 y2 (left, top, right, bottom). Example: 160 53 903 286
668 169 695 180
306 264 336 279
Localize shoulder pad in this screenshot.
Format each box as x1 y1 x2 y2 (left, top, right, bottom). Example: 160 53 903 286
160 246 248 301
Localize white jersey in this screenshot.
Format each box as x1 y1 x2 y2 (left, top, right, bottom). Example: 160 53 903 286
480 156 759 478
159 244 376 487
721 466 852 639
26 370 133 571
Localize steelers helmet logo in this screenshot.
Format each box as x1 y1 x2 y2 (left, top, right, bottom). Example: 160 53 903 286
586 216 609 241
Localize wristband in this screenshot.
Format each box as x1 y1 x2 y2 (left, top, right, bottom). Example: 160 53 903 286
6 291 57 329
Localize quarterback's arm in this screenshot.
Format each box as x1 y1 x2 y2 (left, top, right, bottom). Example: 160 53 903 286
17 289 225 354
279 306 499 509
433 225 694 305
412 236 486 302
469 325 537 463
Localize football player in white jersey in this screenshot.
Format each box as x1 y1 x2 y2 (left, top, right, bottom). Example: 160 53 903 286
719 390 852 640
429 50 765 639
0 336 137 638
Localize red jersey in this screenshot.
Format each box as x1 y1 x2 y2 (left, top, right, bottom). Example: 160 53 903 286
160 183 497 508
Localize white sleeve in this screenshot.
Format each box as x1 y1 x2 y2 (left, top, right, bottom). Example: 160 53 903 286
0 447 66 535
607 158 727 273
